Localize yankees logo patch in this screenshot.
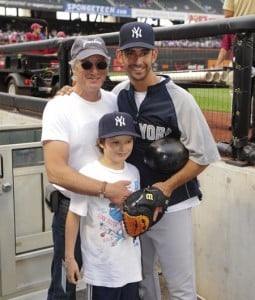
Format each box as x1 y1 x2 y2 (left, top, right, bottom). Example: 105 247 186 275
131 26 142 39
115 115 126 127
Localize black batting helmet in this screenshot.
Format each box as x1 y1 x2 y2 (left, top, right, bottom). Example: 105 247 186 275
144 137 189 175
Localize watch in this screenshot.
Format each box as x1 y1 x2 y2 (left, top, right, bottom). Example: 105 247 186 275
99 181 107 199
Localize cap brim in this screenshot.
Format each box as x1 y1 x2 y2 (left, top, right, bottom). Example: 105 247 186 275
100 131 140 138
119 42 155 51
76 49 109 60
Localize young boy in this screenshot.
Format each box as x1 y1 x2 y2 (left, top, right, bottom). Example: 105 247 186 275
65 111 142 300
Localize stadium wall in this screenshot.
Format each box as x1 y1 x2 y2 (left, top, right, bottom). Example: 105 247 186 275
195 162 255 300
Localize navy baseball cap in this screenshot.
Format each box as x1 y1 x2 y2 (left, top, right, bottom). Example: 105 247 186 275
71 36 109 60
98 112 140 138
119 22 155 51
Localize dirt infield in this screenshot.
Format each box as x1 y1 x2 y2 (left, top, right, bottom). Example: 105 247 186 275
203 110 232 142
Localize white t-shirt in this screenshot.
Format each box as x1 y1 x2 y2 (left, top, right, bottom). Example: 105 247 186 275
41 90 118 195
70 160 142 287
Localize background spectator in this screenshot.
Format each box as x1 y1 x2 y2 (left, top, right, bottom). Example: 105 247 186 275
56 31 66 38
25 23 44 41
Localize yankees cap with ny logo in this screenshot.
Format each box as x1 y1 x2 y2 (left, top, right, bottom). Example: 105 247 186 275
98 111 140 138
119 22 156 50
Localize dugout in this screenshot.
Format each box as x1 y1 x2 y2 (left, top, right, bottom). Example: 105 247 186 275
0 108 52 298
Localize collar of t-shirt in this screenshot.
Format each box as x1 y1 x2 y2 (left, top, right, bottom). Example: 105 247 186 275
134 76 164 110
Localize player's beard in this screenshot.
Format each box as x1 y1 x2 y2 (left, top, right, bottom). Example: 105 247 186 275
127 63 153 82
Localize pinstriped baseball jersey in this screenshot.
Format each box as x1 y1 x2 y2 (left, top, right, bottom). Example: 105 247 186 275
114 75 220 205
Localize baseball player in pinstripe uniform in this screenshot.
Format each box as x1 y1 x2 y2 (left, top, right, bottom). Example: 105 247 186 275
113 22 220 300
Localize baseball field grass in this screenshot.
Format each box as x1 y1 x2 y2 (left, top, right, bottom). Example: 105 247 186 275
189 87 232 113
108 73 232 113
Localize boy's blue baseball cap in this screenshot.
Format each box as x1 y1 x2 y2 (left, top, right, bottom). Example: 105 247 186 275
98 112 140 138
119 22 155 50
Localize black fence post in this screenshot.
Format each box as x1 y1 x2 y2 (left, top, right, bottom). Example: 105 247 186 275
57 41 72 88
231 32 253 150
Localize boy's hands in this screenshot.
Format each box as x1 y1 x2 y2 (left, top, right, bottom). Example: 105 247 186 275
65 257 81 285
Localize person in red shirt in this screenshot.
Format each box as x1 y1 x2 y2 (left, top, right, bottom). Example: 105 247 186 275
215 33 235 68
215 33 235 100
56 31 66 38
25 23 44 41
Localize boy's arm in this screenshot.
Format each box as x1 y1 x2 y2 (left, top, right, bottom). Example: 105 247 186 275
65 210 81 284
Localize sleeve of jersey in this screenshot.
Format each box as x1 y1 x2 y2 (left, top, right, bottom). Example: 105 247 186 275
112 80 130 95
169 84 221 165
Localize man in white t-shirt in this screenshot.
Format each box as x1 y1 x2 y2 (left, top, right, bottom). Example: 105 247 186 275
41 37 131 300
